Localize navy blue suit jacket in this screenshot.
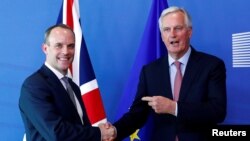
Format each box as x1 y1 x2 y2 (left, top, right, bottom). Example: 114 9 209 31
114 48 227 141
19 65 101 141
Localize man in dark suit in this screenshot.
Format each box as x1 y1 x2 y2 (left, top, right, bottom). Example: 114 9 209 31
113 6 227 141
19 24 115 141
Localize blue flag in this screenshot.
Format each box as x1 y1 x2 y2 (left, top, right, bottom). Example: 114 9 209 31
115 0 168 141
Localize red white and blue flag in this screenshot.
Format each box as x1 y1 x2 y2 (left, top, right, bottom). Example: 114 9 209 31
57 0 107 126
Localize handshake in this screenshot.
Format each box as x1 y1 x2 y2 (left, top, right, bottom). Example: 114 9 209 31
98 122 117 141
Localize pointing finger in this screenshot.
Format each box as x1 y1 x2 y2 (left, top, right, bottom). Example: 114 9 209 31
141 96 153 102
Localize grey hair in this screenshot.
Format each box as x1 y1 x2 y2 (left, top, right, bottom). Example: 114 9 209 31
158 6 192 31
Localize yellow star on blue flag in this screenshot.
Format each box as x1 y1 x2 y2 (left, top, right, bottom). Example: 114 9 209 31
130 129 140 141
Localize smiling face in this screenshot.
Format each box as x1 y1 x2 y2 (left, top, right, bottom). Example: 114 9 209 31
161 11 192 60
42 27 75 75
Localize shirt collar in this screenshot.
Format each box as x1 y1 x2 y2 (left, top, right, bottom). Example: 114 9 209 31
45 62 70 79
168 47 191 66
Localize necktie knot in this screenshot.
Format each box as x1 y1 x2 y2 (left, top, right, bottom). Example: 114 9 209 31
174 61 181 70
62 76 70 84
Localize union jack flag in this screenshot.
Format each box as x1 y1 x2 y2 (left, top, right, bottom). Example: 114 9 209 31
57 0 107 126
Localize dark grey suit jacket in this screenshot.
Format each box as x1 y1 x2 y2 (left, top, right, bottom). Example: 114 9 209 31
19 65 101 141
114 48 227 141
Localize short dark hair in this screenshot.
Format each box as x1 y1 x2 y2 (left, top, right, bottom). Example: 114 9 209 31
44 24 75 45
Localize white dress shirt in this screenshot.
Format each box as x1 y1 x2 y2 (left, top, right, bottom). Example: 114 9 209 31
168 47 191 116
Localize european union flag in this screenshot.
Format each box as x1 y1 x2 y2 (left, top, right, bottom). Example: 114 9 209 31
115 0 168 140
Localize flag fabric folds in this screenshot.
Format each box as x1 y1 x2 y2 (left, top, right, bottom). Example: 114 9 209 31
115 0 168 140
58 0 107 126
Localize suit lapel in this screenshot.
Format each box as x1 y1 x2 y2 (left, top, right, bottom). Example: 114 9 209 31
179 48 201 101
161 56 173 99
68 79 82 104
39 65 70 102
39 65 83 119
65 72 91 125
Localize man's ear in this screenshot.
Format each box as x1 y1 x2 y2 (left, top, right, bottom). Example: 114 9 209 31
42 44 48 55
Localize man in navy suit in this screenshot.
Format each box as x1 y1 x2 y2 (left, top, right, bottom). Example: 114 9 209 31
19 24 115 141
113 6 227 141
